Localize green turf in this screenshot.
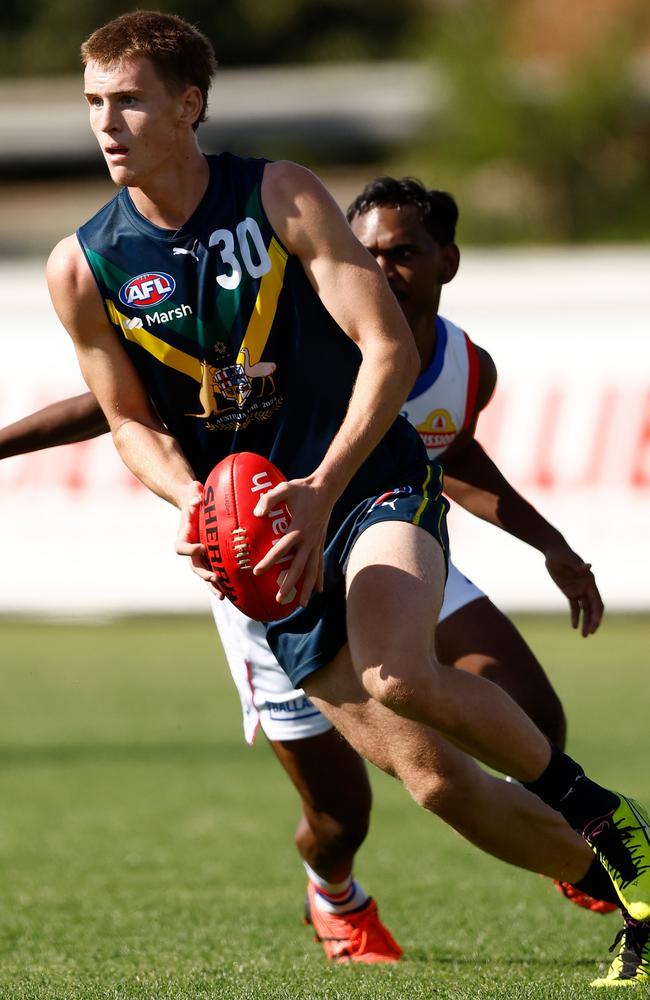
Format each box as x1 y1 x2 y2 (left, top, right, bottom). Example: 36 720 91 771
0 613 648 999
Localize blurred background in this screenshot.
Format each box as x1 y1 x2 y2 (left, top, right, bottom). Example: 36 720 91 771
1 0 649 615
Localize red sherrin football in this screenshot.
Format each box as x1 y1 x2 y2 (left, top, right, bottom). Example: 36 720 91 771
199 452 302 622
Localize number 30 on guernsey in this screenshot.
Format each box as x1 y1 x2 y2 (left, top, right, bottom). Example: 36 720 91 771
208 217 272 290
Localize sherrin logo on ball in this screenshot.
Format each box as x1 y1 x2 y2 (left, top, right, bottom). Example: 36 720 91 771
118 271 176 309
199 452 304 622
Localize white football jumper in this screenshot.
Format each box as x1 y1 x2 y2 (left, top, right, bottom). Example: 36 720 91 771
213 315 487 745
401 315 480 461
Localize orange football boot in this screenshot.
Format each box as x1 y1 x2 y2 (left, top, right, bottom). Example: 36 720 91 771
553 879 618 915
304 882 403 963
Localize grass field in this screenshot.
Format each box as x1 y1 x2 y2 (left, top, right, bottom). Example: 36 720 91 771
0 613 648 1000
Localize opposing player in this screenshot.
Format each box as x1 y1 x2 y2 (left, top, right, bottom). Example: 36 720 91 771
24 10 650 984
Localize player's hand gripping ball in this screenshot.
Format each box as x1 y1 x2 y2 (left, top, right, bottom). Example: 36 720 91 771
199 452 303 622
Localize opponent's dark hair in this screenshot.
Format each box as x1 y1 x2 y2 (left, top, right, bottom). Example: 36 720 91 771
81 11 217 130
347 176 458 246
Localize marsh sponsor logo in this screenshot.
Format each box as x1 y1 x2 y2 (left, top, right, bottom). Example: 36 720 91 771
145 303 193 326
119 271 176 309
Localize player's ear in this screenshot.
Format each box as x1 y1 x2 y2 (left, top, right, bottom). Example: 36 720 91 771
177 85 203 128
440 243 460 285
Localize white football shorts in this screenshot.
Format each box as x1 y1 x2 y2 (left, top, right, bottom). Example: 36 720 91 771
210 558 485 745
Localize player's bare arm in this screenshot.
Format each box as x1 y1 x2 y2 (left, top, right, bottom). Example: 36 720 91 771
46 235 217 588
0 393 106 459
254 162 421 604
443 346 604 635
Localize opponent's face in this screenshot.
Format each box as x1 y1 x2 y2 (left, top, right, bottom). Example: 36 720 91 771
350 204 459 328
84 57 198 187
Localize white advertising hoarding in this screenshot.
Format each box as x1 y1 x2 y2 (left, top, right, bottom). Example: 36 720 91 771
0 250 648 615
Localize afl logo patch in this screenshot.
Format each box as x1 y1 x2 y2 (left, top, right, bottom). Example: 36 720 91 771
119 271 176 309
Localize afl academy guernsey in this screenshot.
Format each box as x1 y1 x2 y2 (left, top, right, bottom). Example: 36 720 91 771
402 316 480 462
76 153 427 530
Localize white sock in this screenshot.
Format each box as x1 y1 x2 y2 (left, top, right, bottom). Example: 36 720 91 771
304 861 369 915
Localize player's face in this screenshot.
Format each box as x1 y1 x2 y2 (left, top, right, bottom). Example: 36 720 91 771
84 57 189 187
350 204 459 328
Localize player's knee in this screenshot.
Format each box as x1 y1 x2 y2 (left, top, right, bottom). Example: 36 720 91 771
406 768 472 821
361 669 415 715
360 656 437 718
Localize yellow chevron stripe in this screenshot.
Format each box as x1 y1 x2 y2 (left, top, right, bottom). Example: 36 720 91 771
236 237 287 367
413 462 434 526
106 300 203 383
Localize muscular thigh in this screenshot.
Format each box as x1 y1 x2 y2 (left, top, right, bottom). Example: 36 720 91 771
345 519 445 677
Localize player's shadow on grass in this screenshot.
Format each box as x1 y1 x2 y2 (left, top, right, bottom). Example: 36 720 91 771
0 740 244 766
405 949 600 969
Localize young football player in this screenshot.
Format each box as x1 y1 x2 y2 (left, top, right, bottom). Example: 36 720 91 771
11 11 650 983
1 177 619 967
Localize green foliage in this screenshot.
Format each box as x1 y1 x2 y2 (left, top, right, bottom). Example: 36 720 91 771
3 0 649 242
402 1 650 242
0 613 649 998
0 0 423 75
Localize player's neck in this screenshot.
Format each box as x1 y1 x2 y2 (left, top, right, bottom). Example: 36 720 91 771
411 312 439 375
127 150 210 231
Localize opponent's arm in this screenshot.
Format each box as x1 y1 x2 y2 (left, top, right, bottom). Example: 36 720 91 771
255 161 420 603
0 393 107 459
46 235 216 588
443 347 604 636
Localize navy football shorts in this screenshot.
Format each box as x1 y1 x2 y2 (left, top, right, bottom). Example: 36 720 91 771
266 462 449 689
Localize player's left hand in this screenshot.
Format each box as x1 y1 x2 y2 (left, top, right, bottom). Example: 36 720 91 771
252 476 332 608
544 546 604 636
174 480 223 598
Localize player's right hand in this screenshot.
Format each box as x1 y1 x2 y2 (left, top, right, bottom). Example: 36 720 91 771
544 546 605 637
252 475 331 608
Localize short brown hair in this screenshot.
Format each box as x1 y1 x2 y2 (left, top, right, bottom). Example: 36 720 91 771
81 11 217 129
